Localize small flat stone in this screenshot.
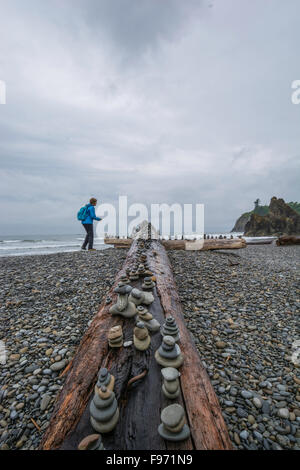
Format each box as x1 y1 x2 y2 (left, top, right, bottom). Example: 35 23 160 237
158 423 190 442
40 394 51 411
278 408 290 419
163 336 176 347
161 367 180 382
161 404 184 428
50 360 66 372
241 390 253 399
253 397 263 409
9 354 20 361
240 430 249 440
215 341 227 349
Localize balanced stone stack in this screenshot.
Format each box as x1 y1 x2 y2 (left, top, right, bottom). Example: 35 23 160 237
129 270 139 281
108 325 123 348
133 321 151 351
78 434 105 450
161 367 180 399
109 283 137 318
137 264 146 277
155 336 183 368
90 368 119 433
119 274 130 285
161 316 180 342
136 306 160 332
158 404 190 442
97 368 115 391
90 385 119 433
142 277 155 290
129 287 154 306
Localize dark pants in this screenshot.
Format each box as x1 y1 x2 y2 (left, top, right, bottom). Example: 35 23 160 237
82 224 94 249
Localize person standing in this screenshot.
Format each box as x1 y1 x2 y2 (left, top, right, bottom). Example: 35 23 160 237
81 198 101 251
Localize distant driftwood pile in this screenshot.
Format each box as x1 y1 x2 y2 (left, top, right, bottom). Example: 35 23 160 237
276 235 300 246
104 237 246 251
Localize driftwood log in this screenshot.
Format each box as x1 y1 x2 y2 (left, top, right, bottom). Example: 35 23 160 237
40 240 232 450
276 235 300 246
105 238 246 251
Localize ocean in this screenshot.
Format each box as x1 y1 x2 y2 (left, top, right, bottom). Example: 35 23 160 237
0 234 108 257
0 232 271 257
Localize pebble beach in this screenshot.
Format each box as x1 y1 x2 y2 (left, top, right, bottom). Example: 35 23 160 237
0 244 299 450
169 244 300 450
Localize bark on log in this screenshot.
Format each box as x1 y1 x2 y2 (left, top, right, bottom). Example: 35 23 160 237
40 240 232 450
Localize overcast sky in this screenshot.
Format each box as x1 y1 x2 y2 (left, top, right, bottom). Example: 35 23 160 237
0 0 299 235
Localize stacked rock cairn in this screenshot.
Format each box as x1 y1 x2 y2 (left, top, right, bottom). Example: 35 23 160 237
136 305 160 333
133 321 151 351
129 269 139 281
108 325 123 348
155 336 183 368
142 276 155 290
160 316 180 342
129 287 154 306
119 274 130 285
78 434 105 450
90 368 119 433
161 367 180 399
158 404 190 442
109 283 137 318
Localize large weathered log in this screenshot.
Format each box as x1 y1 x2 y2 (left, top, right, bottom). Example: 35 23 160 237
40 240 232 450
276 235 300 246
148 241 233 450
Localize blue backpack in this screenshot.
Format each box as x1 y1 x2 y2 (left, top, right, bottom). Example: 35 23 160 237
77 205 89 221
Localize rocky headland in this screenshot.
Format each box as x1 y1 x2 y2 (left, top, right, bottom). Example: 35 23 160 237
244 197 300 236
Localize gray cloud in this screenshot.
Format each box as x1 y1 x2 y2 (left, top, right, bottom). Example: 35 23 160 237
0 0 299 235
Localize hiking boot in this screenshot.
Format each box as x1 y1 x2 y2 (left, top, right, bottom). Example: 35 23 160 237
88 248 97 251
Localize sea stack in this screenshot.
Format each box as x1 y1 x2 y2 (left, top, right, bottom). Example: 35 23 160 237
78 434 105 450
142 276 155 290
90 385 119 433
155 336 183 368
158 404 190 442
133 321 151 351
109 283 137 318
129 287 154 306
161 367 180 399
136 306 160 332
108 325 123 348
161 316 180 342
